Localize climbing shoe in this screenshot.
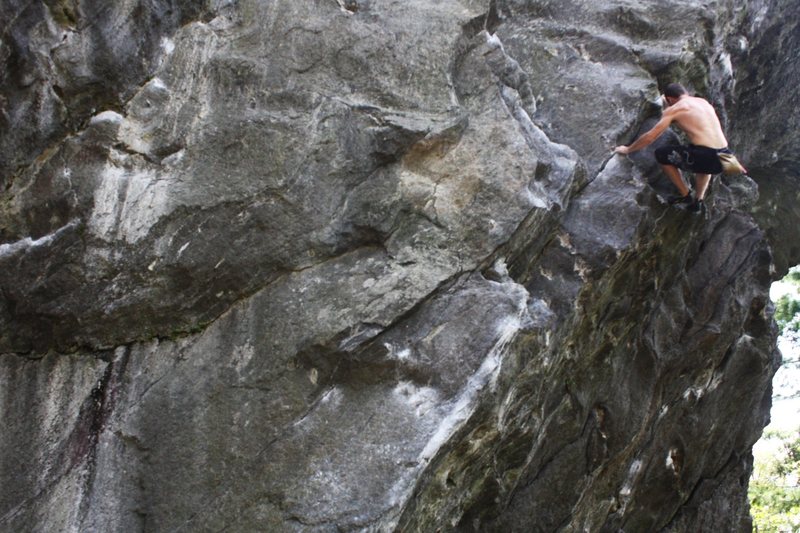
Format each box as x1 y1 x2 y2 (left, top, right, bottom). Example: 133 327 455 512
688 199 706 216
668 192 694 207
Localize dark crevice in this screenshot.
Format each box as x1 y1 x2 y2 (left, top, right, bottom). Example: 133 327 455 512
336 0 359 14
659 450 746 530
111 140 184 166
0 347 131 528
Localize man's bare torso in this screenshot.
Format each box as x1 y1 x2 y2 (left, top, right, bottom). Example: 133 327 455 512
666 96 728 149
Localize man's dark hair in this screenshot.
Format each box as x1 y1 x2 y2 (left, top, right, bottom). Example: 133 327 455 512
664 83 688 98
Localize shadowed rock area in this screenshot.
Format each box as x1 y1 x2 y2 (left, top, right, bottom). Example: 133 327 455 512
0 0 797 531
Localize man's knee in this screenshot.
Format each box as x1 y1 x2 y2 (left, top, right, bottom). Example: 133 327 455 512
654 146 676 166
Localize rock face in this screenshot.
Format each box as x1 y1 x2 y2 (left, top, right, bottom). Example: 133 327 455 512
0 0 795 531
728 0 800 274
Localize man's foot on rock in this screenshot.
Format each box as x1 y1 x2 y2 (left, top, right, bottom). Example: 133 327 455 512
688 199 706 216
668 192 694 207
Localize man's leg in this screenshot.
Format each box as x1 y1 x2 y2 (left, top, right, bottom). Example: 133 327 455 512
694 174 711 200
660 164 690 197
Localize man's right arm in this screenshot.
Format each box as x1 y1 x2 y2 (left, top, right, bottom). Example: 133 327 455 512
614 109 675 155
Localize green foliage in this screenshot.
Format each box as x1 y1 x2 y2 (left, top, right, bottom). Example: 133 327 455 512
776 295 800 333
750 428 800 532
776 267 800 334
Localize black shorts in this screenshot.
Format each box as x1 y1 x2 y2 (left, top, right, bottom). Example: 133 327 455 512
654 144 730 174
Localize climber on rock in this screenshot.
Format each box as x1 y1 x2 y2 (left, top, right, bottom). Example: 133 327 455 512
613 82 747 215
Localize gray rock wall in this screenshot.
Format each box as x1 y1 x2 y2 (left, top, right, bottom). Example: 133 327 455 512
1 0 796 531
728 0 800 274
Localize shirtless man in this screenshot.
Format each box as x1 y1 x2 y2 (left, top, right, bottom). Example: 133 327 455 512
613 83 745 214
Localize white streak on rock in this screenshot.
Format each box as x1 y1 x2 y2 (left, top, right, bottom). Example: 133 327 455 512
419 282 530 461
150 77 168 91
0 220 79 258
160 37 175 55
177 241 191 257
682 387 704 401
665 449 679 471
619 459 643 506
89 163 172 243
89 110 124 126
718 52 733 78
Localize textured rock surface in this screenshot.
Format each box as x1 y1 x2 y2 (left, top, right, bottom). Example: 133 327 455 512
729 0 800 274
0 0 796 531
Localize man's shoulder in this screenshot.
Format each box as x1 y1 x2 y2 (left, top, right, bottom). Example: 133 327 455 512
686 96 714 110
662 103 686 118
666 99 701 117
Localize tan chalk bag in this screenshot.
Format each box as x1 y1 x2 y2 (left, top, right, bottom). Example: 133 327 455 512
719 152 747 175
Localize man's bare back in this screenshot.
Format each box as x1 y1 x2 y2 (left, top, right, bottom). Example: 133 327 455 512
664 96 728 149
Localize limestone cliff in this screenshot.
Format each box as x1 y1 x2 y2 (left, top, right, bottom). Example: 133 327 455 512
1 1 796 531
